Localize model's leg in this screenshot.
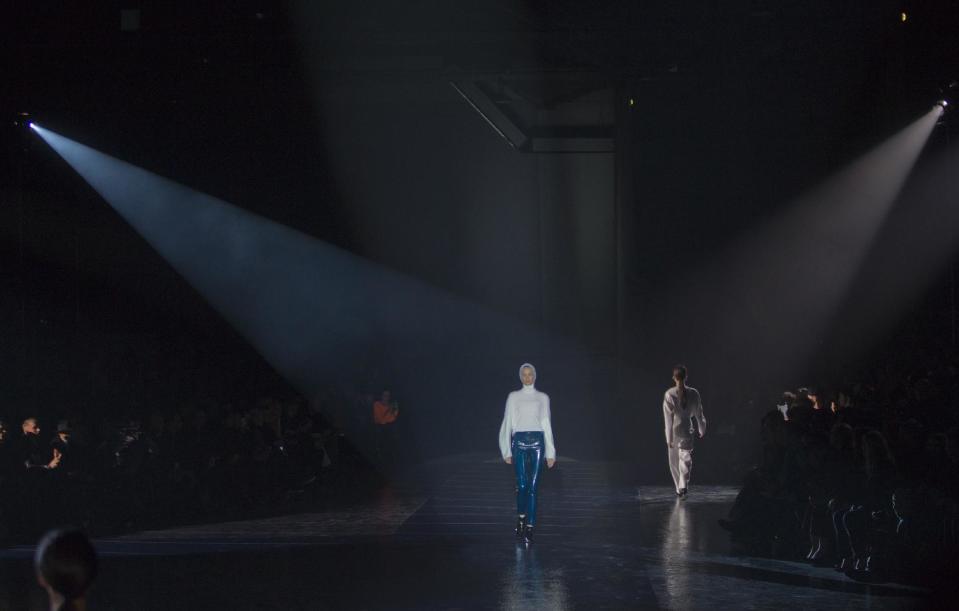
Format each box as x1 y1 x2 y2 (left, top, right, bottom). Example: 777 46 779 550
525 439 544 526
514 439 529 518
668 446 681 493
678 448 693 490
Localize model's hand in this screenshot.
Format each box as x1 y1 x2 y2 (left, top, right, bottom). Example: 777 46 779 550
698 433 704 439
505 456 512 464
547 458 556 469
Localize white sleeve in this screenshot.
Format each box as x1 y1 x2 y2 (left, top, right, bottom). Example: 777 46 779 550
499 394 514 459
694 392 707 437
541 394 556 460
663 393 673 446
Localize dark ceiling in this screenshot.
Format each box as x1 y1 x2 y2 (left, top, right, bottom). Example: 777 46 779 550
2 0 957 333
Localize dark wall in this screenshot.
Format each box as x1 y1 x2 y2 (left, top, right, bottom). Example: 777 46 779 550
307 73 619 459
3 0 958 480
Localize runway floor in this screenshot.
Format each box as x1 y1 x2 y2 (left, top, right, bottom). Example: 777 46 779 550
0 455 930 609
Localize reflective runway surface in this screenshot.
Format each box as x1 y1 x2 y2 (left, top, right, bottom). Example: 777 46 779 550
0 455 930 610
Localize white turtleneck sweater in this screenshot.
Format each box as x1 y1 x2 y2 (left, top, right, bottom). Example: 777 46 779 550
499 385 556 460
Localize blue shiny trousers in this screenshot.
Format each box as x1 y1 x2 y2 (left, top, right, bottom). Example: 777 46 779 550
512 431 545 526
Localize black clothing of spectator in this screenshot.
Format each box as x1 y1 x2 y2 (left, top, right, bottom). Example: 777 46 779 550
50 421 79 475
19 432 53 471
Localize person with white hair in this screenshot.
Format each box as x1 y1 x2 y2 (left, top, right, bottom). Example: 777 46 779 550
499 363 556 543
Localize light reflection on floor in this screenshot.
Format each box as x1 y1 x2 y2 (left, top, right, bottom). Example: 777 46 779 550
0 456 930 610
500 543 572 611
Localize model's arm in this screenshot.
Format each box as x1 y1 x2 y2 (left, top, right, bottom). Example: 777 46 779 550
694 392 707 438
499 395 513 461
541 394 556 463
663 394 674 447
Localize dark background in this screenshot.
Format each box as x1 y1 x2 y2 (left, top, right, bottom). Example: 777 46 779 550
3 1 958 481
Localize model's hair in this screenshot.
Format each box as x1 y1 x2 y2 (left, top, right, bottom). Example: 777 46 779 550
35 529 98 609
672 365 687 381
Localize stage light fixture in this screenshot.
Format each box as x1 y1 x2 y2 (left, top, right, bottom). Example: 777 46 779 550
935 81 956 113
13 111 32 129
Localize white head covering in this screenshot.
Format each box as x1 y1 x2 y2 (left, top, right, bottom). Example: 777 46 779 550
519 363 537 387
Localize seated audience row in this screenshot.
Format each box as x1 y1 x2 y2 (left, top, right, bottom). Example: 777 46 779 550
720 375 959 589
0 388 388 543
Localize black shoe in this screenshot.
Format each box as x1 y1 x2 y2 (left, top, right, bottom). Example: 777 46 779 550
515 516 526 537
679 488 688 499
523 525 534 544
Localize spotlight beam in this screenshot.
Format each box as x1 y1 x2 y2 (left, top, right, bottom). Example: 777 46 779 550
29 125 585 432
736 106 940 371
828 112 959 356
647 107 942 380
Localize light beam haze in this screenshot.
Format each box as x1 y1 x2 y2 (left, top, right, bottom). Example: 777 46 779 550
30 124 596 458
646 106 942 383
827 121 959 359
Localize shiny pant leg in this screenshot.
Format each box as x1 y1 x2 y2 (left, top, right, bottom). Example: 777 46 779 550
512 432 545 526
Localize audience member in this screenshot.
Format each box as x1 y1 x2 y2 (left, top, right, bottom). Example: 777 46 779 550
34 528 98 611
721 358 959 589
0 388 365 544
20 418 60 471
372 390 399 462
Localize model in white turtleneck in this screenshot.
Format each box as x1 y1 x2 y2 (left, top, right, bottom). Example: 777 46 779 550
499 363 556 462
